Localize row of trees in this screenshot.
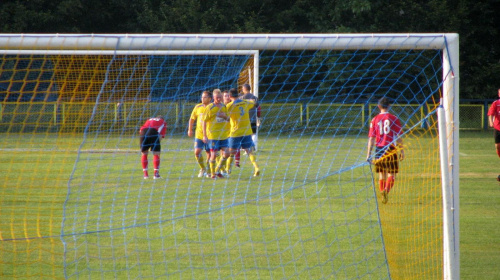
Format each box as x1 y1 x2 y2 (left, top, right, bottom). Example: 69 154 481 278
1 0 499 99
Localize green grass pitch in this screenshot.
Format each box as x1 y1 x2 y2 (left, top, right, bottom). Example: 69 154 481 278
0 131 499 279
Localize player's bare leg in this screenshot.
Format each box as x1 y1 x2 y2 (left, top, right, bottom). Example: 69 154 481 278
205 151 210 171
209 149 218 178
386 173 396 193
496 143 500 158
378 172 386 193
226 148 236 175
215 149 229 178
378 172 386 194
194 148 206 178
379 172 388 204
246 148 260 177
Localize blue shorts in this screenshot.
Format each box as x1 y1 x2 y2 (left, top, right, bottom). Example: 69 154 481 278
194 138 209 151
229 135 254 150
207 139 228 151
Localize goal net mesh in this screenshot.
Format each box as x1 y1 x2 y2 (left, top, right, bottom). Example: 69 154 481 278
0 35 450 279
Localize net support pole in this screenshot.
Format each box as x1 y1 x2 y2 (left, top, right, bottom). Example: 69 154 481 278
442 34 460 280
438 102 453 280
253 51 260 151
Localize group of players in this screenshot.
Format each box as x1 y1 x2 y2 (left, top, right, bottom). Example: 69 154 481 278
188 85 260 179
139 90 406 204
139 84 260 180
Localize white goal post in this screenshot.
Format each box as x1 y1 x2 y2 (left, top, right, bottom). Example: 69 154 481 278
0 33 459 280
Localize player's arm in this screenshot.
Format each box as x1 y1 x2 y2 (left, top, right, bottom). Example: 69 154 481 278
366 136 375 162
158 121 167 140
488 115 495 127
188 117 195 137
395 118 404 160
202 108 211 143
139 120 147 134
216 112 229 121
202 120 208 143
216 106 229 121
397 137 404 160
366 120 376 162
202 105 212 143
247 99 256 108
488 103 496 127
162 123 167 139
256 103 261 126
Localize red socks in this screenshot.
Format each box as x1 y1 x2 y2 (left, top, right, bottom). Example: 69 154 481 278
386 177 395 193
379 180 385 192
142 154 148 177
141 154 148 170
142 154 160 178
153 155 160 170
235 149 241 167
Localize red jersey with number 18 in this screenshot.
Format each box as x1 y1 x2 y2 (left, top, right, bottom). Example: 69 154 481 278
369 112 402 147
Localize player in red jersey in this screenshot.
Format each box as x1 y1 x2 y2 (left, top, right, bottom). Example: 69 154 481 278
140 115 167 179
366 97 404 204
487 89 500 181
488 89 500 156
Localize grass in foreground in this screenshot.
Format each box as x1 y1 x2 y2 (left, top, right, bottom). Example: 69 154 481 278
0 131 498 279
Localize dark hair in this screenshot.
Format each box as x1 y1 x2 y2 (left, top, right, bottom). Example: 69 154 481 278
156 115 164 119
242 83 251 91
201 91 211 99
229 88 239 97
378 97 391 109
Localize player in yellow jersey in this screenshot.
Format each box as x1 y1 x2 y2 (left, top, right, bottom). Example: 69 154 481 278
202 89 230 179
216 90 232 176
225 88 260 176
188 91 211 178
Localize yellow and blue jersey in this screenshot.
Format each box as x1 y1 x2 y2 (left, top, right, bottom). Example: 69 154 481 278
190 103 207 140
221 117 230 140
226 99 255 137
203 103 229 140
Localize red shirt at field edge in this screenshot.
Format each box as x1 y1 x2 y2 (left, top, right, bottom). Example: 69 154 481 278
488 99 500 131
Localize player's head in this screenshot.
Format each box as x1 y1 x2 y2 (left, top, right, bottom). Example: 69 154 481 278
378 97 391 110
222 90 231 104
201 90 211 104
156 115 164 120
497 88 500 97
229 88 239 99
212 89 222 103
242 83 251 94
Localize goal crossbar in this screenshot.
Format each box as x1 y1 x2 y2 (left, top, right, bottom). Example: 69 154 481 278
0 33 453 50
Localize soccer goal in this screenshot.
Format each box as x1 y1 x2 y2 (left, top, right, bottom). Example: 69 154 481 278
0 34 458 280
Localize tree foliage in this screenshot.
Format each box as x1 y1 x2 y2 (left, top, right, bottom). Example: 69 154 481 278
0 0 498 98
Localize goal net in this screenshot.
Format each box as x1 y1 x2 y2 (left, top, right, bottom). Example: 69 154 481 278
0 34 459 279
